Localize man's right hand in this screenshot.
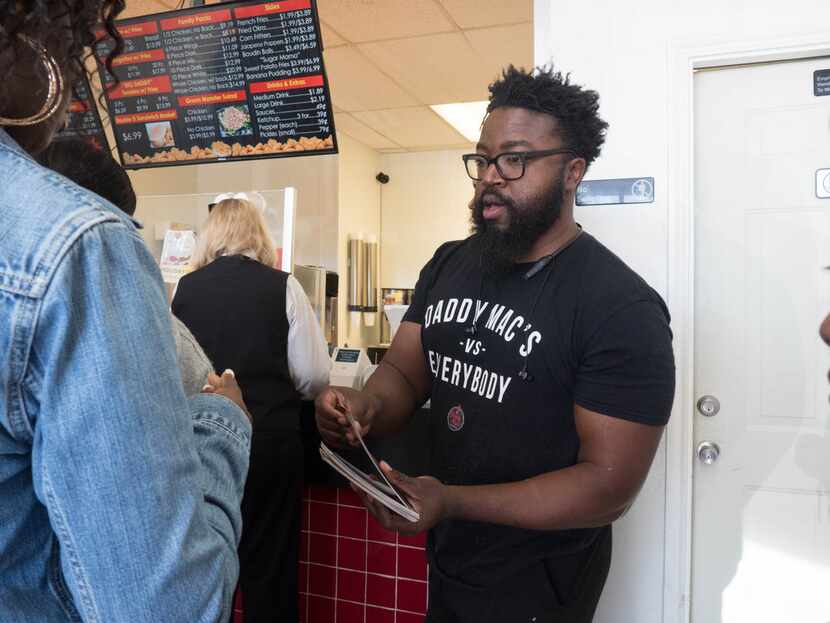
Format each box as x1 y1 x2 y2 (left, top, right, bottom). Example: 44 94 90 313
315 386 379 448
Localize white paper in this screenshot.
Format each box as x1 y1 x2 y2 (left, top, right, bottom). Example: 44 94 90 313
159 229 196 284
319 443 419 523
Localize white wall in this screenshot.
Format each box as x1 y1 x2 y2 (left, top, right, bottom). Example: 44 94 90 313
128 153 339 271
337 134 382 347
534 2 830 621
536 0 830 295
379 149 473 289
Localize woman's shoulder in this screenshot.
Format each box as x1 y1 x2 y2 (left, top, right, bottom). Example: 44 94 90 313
0 144 140 298
242 256 290 283
1 138 135 226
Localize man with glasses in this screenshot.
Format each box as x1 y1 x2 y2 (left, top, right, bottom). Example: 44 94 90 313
316 65 675 623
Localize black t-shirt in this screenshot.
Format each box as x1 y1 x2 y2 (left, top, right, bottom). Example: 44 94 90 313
403 232 675 587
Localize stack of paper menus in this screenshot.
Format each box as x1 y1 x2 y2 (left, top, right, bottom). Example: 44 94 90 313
319 443 419 523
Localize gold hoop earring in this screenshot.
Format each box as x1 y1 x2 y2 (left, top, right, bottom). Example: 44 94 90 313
0 34 65 127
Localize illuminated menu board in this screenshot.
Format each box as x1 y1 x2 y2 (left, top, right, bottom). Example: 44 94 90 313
97 0 337 169
53 76 110 151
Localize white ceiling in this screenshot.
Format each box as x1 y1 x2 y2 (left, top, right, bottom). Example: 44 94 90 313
122 0 533 152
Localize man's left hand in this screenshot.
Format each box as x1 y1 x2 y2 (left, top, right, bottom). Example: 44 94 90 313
354 461 449 535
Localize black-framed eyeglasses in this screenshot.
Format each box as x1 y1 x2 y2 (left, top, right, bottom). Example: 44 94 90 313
462 148 576 181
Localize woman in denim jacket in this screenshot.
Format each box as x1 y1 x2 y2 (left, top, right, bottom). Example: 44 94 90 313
0 4 253 621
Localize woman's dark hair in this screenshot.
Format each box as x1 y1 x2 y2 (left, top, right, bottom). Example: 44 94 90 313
38 139 137 216
487 65 609 167
0 1 125 114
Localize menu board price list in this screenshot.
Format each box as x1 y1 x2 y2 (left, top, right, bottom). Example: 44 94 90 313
250 81 331 139
236 6 319 82
101 0 336 168
144 33 162 50
161 12 247 97
155 95 174 111
284 12 314 27
53 76 110 150
121 130 143 144
284 41 317 53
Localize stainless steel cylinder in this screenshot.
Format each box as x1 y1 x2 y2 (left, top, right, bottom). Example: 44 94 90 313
364 240 378 312
348 236 364 311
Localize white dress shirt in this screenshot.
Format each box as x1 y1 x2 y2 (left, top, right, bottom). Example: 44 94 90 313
285 274 331 399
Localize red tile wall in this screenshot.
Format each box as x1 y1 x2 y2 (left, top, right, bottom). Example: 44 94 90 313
233 588 244 623
299 485 429 623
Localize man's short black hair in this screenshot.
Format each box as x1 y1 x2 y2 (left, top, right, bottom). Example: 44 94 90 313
37 139 137 216
487 65 608 167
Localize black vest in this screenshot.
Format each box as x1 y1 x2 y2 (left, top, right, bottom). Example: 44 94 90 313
172 255 300 433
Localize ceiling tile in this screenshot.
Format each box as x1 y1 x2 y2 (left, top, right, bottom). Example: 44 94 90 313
352 107 470 149
436 0 532 29
463 23 534 84
359 33 495 105
323 47 421 112
334 113 401 149
121 0 176 19
320 22 347 48
316 0 455 43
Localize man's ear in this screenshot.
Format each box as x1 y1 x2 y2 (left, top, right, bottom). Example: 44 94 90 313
564 157 587 194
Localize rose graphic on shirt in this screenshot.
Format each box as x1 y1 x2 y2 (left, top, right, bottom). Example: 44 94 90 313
447 405 465 432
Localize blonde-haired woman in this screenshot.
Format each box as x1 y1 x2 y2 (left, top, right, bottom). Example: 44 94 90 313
190 197 276 270
173 198 330 623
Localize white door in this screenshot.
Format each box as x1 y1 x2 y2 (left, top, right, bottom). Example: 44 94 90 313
693 58 830 622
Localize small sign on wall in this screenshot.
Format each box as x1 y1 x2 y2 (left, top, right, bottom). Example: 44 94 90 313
814 69 830 97
160 229 196 284
576 177 655 206
817 169 830 199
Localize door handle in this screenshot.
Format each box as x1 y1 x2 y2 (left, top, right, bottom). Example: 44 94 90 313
697 441 720 465
696 395 720 417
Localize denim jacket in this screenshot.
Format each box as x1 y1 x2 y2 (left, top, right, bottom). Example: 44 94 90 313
0 129 251 622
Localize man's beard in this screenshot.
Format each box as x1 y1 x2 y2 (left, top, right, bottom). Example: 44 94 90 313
471 176 566 277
